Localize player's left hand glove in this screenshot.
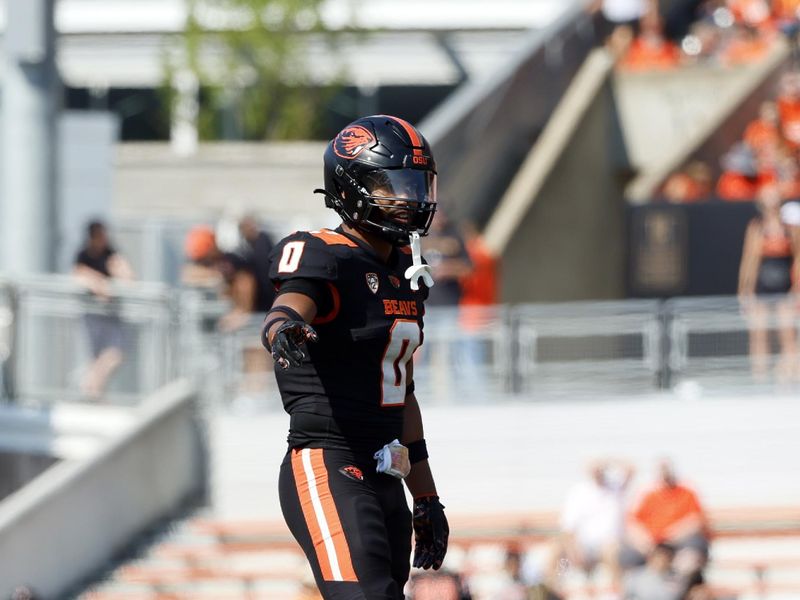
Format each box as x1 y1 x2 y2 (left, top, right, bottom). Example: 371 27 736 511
271 320 318 369
412 495 449 570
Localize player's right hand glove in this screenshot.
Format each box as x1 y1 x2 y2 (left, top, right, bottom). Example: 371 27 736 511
270 320 318 369
412 495 449 570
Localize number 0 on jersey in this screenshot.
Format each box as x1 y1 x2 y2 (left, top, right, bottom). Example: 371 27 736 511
381 319 421 407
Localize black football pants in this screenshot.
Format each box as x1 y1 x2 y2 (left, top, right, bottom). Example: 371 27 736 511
279 447 412 600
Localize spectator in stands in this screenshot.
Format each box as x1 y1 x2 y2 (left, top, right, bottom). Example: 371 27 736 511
547 458 635 595
719 22 773 65
729 0 774 28
181 225 258 332
459 221 499 310
455 221 500 397
421 211 473 307
738 183 799 380
73 220 135 400
408 570 472 600
622 459 709 575
681 570 714 600
238 214 276 313
623 543 684 600
182 225 270 408
773 0 800 46
777 71 800 146
716 142 761 200
744 101 781 154
662 161 713 203
620 9 682 70
491 544 529 600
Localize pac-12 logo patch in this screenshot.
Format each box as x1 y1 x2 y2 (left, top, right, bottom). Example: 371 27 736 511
388 275 401 288
366 272 379 294
339 465 364 481
333 125 375 159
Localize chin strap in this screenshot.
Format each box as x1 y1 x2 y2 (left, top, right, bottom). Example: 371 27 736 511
404 231 434 291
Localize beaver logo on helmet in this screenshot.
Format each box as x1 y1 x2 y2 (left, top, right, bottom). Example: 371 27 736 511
334 125 375 159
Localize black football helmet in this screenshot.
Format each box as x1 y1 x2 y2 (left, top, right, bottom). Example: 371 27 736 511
316 115 437 245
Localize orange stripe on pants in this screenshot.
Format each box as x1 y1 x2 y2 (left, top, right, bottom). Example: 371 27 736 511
291 449 358 582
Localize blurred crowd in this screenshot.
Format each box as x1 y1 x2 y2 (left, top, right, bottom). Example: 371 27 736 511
408 458 719 600
294 458 721 600
593 0 800 70
662 70 800 205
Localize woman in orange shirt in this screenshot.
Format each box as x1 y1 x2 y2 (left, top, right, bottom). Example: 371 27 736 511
620 10 681 71
738 184 800 380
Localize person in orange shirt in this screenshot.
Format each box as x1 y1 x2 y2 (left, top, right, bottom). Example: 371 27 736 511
459 221 499 310
744 101 782 153
729 0 774 29
662 161 712 203
720 22 774 66
620 10 681 71
777 71 800 146
622 460 709 574
773 0 800 23
716 142 762 200
739 184 800 380
454 222 499 401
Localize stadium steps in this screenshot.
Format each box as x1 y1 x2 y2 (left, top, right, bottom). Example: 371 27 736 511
78 510 800 600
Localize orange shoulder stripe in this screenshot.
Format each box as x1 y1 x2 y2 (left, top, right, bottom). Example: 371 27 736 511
309 229 358 247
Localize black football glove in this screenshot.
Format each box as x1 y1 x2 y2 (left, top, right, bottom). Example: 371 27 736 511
412 496 449 570
271 320 318 369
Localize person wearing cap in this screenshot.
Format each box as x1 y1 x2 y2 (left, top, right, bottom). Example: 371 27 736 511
181 225 259 332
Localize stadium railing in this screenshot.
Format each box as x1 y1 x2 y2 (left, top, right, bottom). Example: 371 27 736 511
421 1 597 224
0 275 184 406
205 294 799 409
1 275 798 407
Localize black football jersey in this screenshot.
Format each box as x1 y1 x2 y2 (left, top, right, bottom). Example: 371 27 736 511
269 227 428 455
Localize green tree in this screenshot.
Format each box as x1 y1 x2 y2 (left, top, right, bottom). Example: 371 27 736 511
172 0 343 140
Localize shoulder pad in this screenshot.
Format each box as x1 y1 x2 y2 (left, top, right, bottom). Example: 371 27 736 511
269 230 350 282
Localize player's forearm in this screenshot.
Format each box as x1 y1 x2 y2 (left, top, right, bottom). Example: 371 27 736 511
402 393 438 498
405 458 437 498
401 392 424 443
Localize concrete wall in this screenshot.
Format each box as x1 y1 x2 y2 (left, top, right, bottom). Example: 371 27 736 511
112 142 334 228
0 379 204 599
500 61 628 302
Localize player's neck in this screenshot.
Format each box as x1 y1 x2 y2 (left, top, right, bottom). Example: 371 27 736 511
341 223 393 263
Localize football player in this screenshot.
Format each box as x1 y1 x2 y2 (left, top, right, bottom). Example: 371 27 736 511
262 115 448 599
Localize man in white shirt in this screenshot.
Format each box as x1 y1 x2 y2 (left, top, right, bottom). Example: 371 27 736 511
547 459 635 594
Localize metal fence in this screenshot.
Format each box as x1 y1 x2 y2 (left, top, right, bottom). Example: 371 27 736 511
1 277 798 408
190 294 800 408
0 276 182 405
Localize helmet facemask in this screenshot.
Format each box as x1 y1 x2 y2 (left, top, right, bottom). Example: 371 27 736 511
360 169 437 242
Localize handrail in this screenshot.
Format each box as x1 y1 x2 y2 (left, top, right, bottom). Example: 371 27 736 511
420 0 597 223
